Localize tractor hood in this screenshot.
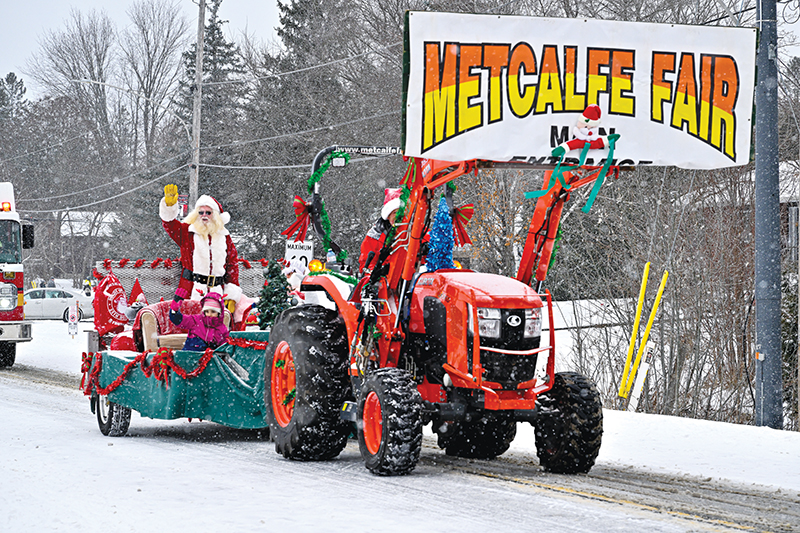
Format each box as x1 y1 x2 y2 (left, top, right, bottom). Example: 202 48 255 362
413 270 542 308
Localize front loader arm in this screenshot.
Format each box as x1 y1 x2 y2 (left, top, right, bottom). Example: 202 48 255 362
516 167 615 287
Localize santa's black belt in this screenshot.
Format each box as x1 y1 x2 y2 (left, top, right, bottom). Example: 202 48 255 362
182 268 225 287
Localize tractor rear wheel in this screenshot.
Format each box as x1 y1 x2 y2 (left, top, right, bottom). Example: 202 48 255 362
437 413 516 459
357 367 422 476
534 372 603 474
265 305 350 461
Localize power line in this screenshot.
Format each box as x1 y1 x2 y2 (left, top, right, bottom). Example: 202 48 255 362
18 164 188 214
203 110 400 151
0 131 93 165
204 43 403 87
199 155 393 170
17 153 189 203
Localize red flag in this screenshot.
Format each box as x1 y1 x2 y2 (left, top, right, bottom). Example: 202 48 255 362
128 278 148 305
93 271 128 336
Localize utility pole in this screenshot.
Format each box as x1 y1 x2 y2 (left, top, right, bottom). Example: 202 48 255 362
755 0 783 429
189 0 206 208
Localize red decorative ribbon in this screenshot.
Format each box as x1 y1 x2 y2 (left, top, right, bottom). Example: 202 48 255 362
239 258 252 268
118 258 129 267
452 203 474 246
82 347 217 396
281 195 311 242
150 258 163 268
227 337 269 351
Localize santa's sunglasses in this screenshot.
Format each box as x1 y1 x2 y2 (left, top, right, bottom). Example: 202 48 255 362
198 210 213 215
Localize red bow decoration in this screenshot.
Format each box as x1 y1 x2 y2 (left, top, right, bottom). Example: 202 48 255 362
452 204 474 246
281 195 311 242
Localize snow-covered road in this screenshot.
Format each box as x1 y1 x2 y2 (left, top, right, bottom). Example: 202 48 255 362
2 320 800 531
3 375 762 533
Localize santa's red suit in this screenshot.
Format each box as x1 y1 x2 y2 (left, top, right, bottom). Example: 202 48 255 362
159 195 243 304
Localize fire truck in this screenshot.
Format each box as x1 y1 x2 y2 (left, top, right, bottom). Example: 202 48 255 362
0 182 34 368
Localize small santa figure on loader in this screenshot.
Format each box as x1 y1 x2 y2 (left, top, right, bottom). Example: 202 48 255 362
551 104 620 158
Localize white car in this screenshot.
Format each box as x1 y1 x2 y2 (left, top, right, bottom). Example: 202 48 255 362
24 288 94 321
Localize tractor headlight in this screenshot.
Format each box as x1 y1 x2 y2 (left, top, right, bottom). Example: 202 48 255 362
524 308 542 338
474 307 501 339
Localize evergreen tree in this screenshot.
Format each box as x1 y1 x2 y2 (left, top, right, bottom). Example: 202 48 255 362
257 260 291 330
0 73 27 122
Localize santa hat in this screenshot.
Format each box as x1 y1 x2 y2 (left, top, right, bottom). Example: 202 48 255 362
201 292 224 313
381 188 403 220
195 195 230 224
578 104 602 128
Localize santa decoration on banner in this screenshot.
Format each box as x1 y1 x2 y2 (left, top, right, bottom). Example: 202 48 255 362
93 271 129 336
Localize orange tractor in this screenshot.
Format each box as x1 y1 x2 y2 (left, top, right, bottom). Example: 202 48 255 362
266 148 614 475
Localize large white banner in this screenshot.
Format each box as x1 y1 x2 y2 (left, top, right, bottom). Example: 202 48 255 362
402 12 756 169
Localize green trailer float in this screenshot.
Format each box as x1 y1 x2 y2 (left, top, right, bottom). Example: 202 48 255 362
82 330 270 436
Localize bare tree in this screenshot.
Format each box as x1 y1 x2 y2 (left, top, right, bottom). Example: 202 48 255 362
120 0 190 167
26 9 120 164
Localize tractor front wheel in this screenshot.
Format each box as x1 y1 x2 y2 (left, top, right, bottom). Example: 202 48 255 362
533 372 603 474
265 305 350 461
357 367 422 476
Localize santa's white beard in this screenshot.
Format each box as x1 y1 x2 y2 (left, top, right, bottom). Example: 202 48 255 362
192 217 223 236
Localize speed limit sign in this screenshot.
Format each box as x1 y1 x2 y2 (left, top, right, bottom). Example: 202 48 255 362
68 300 79 337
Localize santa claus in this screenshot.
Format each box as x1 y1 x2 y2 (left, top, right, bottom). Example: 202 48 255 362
159 184 243 307
551 104 620 158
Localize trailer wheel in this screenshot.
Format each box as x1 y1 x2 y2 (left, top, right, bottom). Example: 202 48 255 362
265 305 350 461
0 341 15 368
437 413 516 459
534 372 603 474
357 367 422 476
97 394 132 437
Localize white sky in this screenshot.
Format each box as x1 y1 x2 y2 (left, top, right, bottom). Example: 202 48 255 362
0 0 280 99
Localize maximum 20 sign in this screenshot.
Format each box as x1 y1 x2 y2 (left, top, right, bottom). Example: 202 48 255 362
402 12 756 169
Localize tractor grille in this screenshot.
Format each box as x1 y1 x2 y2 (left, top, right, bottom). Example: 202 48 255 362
468 308 540 388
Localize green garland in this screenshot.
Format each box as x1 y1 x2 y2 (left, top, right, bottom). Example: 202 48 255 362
309 269 358 286
306 151 351 260
386 185 412 244
307 151 351 195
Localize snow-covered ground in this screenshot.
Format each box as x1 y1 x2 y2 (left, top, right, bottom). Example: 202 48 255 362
3 320 800 531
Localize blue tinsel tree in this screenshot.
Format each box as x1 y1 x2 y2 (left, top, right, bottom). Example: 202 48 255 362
426 196 455 272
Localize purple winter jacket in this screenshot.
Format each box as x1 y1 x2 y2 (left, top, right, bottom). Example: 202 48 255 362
169 309 229 351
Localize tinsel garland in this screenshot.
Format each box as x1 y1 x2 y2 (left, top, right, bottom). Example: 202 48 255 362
227 337 269 351
82 347 216 395
309 269 358 286
547 227 563 271
426 196 455 272
385 185 411 245
306 151 351 259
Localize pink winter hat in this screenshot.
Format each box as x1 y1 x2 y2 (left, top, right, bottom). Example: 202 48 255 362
201 292 224 313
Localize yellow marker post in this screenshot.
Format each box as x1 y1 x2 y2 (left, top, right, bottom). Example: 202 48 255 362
623 270 669 399
619 262 649 398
